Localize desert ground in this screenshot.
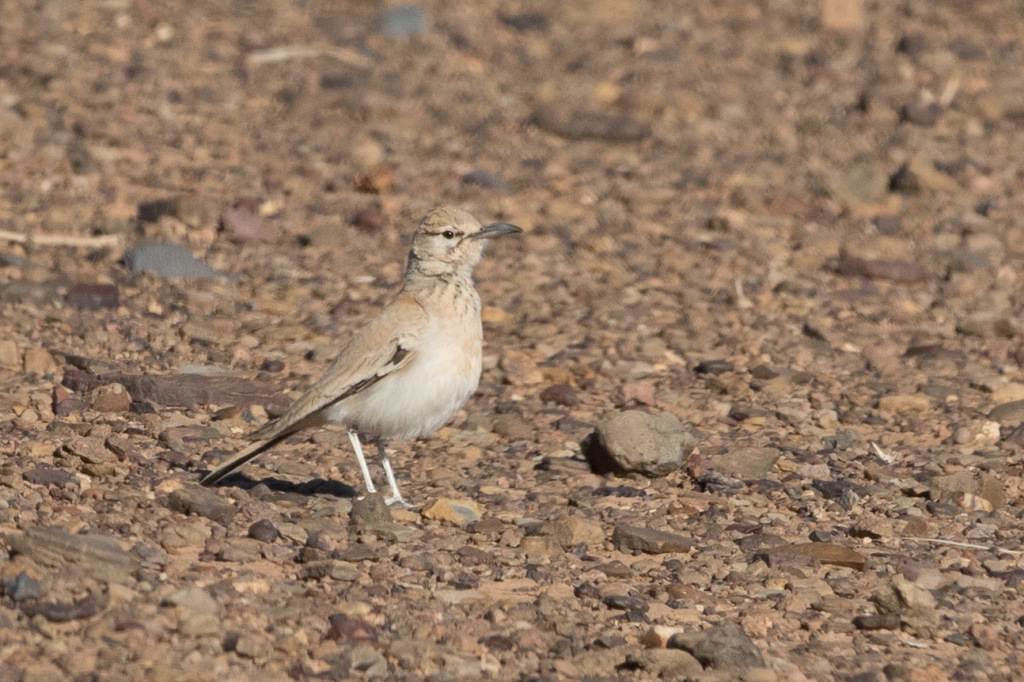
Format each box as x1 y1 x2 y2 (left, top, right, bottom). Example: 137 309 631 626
1 0 1024 680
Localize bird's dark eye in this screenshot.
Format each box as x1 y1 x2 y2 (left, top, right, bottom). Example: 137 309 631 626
442 230 455 239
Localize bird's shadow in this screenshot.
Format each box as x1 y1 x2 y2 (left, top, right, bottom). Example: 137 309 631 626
200 473 359 499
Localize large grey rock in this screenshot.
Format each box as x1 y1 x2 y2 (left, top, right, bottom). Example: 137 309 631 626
124 242 220 279
668 621 765 670
350 494 392 527
165 587 220 637
7 527 140 585
929 471 1004 509
873 576 941 638
627 649 703 679
585 410 694 476
346 642 388 677
989 399 1024 424
379 4 428 37
5 572 47 601
874 576 937 613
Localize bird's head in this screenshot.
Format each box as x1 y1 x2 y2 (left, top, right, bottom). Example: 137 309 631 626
407 205 521 278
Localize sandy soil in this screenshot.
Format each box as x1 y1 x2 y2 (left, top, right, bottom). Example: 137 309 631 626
1 1 1024 680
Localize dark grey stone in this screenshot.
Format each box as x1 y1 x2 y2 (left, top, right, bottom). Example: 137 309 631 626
380 4 428 37
668 621 765 669
124 242 220 279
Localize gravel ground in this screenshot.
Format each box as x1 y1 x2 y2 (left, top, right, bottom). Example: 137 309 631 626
2 1 1024 680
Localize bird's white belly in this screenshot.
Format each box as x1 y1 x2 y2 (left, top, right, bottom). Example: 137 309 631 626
326 326 482 440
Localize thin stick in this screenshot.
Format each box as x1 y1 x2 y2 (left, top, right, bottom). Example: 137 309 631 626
938 76 961 108
733 279 752 309
0 229 121 249
246 46 372 69
901 536 1022 556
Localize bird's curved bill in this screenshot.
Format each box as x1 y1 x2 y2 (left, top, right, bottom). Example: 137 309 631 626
470 222 523 239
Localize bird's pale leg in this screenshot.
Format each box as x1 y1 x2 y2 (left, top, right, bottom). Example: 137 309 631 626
347 430 377 495
379 441 412 508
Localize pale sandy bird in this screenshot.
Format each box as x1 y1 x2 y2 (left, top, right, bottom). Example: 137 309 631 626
200 206 521 506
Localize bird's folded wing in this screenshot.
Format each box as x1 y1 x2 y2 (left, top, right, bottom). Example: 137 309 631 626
250 294 428 441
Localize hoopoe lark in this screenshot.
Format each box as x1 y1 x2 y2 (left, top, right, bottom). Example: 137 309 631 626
200 205 521 507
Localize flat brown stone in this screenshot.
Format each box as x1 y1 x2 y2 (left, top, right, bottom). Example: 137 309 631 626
533 107 651 142
612 526 693 555
763 542 866 570
63 372 291 413
167 486 238 526
837 249 931 283
7 528 140 585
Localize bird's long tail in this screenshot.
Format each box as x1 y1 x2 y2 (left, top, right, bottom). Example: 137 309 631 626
201 411 324 487
200 436 282 487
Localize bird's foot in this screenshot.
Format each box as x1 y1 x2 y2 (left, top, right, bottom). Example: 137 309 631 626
384 493 415 509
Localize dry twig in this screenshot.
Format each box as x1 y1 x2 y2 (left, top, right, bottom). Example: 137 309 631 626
901 536 1023 556
0 229 121 250
246 46 372 69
